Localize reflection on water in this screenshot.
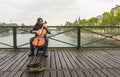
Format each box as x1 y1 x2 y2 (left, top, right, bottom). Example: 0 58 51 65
0 31 115 48
0 32 77 48
0 33 11 37
0 34 13 47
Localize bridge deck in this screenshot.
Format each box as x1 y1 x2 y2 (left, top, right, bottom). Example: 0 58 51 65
0 48 120 77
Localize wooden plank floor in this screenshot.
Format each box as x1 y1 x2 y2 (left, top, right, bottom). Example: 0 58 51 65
0 48 120 77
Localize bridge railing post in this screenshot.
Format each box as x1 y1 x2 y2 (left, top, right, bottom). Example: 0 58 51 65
13 26 17 50
77 27 81 49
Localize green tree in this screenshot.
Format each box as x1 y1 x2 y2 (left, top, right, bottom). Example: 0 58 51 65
21 23 25 26
110 11 117 26
101 12 117 26
79 19 88 26
115 7 120 26
101 12 111 26
87 17 98 26
0 23 7 26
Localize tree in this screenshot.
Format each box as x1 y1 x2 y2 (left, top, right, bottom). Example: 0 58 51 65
87 17 98 26
0 23 7 26
110 11 117 26
21 23 25 26
101 11 117 26
79 19 88 26
115 8 120 26
101 12 110 26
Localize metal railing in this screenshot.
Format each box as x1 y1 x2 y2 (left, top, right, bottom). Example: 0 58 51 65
0 26 120 49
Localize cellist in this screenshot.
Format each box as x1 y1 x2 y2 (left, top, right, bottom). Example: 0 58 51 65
29 18 50 57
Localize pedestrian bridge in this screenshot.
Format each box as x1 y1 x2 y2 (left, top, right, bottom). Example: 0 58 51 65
0 26 120 49
0 48 120 77
0 26 120 77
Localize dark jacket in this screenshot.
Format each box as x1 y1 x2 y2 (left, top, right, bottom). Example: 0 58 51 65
31 24 50 36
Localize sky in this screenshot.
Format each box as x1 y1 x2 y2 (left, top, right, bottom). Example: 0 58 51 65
0 0 120 26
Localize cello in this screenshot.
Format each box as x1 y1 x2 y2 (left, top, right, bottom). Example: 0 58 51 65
32 24 47 47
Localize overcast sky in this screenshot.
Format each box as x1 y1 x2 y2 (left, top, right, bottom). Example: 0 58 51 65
0 0 120 26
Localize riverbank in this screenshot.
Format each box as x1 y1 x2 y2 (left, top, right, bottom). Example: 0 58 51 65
81 32 120 46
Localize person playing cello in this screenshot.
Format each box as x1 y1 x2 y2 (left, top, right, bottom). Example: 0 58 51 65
29 18 50 57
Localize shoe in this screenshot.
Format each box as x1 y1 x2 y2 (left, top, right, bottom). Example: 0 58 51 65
43 53 48 57
28 53 34 57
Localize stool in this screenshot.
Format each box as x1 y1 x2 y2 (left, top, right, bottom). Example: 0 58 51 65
35 46 44 56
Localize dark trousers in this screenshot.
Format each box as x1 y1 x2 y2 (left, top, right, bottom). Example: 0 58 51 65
30 37 49 54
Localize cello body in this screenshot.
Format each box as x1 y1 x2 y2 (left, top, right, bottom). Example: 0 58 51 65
32 27 47 47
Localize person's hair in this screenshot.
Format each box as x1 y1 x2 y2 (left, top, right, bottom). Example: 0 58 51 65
34 18 43 26
37 18 43 22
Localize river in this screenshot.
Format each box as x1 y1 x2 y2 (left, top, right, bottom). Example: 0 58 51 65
0 30 115 48
0 32 77 48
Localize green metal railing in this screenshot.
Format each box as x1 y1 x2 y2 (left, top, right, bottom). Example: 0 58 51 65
0 26 120 49
80 26 120 47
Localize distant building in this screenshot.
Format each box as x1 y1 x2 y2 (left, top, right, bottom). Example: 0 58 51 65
9 23 18 26
78 17 80 22
110 5 120 17
74 18 77 23
96 5 120 22
74 17 81 23
65 21 71 25
60 24 63 26
96 15 102 20
96 15 102 23
111 4 120 12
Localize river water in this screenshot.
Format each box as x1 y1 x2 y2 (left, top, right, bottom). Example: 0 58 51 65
0 32 77 48
0 31 113 48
